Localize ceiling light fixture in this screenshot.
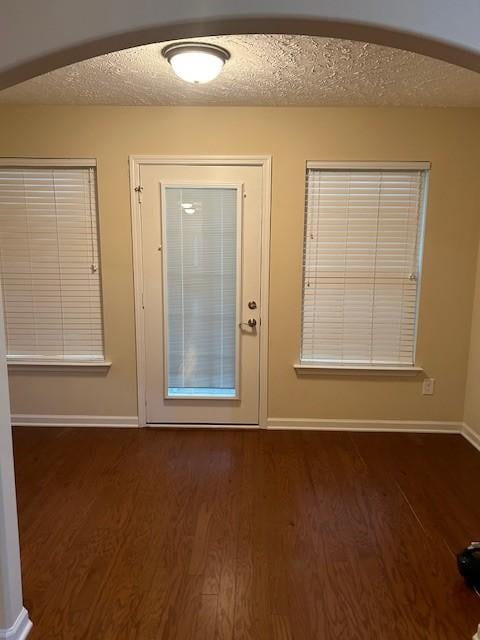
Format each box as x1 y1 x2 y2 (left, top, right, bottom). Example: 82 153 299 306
162 42 230 84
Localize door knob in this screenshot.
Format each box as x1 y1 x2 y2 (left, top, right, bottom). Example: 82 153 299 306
239 318 257 329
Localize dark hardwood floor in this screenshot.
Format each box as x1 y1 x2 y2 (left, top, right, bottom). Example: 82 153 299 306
12 427 480 639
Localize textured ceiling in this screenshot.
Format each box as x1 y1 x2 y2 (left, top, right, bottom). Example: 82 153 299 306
1 34 480 107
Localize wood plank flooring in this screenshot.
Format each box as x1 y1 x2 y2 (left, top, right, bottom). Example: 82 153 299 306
12 427 480 639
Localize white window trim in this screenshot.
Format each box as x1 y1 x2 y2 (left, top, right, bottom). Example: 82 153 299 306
307 161 431 171
7 359 112 373
294 363 424 376
0 157 108 369
299 161 429 374
0 157 96 168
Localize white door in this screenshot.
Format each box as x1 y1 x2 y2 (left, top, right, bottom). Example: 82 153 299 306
139 161 264 425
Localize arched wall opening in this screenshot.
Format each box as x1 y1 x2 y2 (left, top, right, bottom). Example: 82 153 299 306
1 8 480 89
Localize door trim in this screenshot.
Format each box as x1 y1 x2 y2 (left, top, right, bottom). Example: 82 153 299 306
129 155 272 428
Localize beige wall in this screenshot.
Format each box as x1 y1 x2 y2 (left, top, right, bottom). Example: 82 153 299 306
1 106 480 422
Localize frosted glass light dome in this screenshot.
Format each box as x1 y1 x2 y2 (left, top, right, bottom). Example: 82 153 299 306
162 42 230 84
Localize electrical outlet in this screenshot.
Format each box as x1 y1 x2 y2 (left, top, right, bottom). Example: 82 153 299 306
422 378 435 395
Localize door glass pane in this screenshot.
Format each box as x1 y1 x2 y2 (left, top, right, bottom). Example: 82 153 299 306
163 186 238 399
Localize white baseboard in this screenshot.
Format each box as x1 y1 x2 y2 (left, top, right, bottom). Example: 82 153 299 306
462 423 480 453
9 413 480 455
11 414 139 428
267 418 462 433
0 608 32 640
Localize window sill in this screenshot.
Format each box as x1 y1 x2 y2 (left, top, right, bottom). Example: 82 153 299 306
294 363 424 377
7 360 112 374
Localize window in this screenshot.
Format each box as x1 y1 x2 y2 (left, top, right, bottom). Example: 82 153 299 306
0 159 105 364
163 185 240 399
301 162 429 369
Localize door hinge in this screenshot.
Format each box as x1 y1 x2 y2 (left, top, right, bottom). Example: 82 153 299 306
135 185 143 204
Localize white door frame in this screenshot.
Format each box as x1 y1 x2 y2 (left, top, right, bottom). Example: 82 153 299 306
129 155 272 428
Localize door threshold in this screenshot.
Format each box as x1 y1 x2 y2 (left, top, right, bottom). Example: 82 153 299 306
145 423 260 429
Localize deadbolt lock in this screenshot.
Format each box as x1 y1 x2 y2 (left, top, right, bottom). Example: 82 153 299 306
248 301 257 310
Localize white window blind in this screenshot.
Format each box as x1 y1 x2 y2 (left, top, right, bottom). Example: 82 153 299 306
163 186 239 398
302 164 428 367
0 163 104 362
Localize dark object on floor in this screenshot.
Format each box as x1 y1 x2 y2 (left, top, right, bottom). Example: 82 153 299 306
457 543 480 588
